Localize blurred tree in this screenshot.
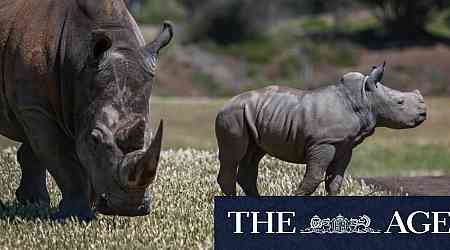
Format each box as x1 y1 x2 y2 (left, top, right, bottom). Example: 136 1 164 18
360 0 449 37
186 0 280 45
134 0 186 23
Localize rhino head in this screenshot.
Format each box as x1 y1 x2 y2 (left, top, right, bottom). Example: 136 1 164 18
73 0 173 216
364 62 427 129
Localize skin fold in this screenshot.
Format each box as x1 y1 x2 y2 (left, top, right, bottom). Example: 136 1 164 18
216 63 427 196
0 0 172 219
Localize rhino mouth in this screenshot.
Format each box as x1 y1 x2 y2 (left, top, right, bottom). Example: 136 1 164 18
94 192 151 217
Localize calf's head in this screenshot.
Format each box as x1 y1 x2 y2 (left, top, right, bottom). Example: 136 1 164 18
74 0 173 216
364 62 427 129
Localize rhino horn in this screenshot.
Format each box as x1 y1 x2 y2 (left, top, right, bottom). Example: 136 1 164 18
117 121 164 188
130 120 164 187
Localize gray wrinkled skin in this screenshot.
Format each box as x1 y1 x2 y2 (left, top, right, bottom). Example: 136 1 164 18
216 63 427 196
0 0 172 219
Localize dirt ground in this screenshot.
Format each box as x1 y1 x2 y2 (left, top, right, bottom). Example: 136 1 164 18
359 176 450 196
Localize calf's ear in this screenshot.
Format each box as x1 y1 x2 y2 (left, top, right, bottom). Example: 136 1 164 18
370 61 385 82
365 62 386 91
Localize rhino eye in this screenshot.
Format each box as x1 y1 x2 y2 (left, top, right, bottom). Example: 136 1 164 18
397 99 405 105
93 34 112 58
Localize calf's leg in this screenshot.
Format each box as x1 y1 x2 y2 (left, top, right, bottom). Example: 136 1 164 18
296 144 335 195
325 150 352 195
237 145 265 196
16 143 50 207
216 111 249 196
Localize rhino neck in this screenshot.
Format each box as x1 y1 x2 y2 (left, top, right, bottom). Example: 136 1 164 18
55 4 91 139
337 79 376 133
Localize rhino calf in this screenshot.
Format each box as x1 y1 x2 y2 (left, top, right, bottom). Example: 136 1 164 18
216 63 427 196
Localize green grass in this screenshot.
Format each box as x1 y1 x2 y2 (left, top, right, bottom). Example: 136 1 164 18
150 97 225 150
351 144 450 176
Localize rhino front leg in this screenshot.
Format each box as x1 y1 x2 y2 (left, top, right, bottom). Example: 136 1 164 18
237 145 265 196
325 150 352 195
295 144 335 196
16 143 50 207
18 110 93 220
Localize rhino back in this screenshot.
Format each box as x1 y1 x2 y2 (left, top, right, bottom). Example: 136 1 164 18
0 0 146 139
221 85 362 163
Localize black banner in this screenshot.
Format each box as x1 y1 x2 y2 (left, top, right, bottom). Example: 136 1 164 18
214 197 450 250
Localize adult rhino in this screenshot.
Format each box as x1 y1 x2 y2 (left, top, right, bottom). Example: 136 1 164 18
0 0 173 219
216 63 427 196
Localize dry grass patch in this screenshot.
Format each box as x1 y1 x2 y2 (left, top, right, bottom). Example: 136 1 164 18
0 148 388 249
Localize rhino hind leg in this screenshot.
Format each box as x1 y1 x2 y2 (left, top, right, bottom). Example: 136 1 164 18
296 144 336 196
16 143 50 207
237 145 265 196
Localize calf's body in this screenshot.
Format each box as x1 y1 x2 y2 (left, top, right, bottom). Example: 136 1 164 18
216 65 427 196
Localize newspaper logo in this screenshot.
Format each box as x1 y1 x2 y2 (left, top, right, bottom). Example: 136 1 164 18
300 214 381 234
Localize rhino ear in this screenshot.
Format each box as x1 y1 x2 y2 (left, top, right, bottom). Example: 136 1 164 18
145 21 173 54
369 62 385 82
143 22 173 72
365 62 386 91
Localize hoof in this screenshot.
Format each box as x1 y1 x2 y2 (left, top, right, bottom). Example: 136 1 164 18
50 209 96 222
16 187 50 208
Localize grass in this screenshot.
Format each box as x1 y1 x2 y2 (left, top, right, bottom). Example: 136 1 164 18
0 149 385 249
150 97 225 150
